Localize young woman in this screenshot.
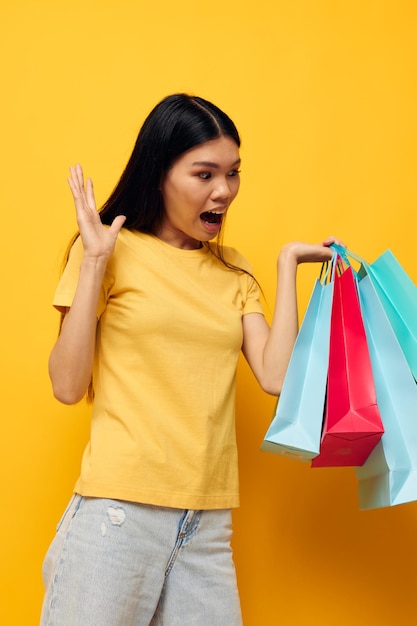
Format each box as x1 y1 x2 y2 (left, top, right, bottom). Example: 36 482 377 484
41 93 339 626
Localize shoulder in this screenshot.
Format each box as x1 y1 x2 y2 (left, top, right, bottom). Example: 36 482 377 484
220 245 253 272
114 228 158 252
107 229 158 265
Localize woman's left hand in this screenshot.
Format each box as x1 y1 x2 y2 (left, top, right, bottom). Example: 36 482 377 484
279 235 346 266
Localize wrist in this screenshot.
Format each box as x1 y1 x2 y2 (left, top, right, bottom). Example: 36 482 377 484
80 254 109 275
277 243 300 269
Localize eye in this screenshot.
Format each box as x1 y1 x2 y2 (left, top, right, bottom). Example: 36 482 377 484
228 169 241 177
198 171 212 180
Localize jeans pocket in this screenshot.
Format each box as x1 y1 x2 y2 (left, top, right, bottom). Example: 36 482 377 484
56 493 83 532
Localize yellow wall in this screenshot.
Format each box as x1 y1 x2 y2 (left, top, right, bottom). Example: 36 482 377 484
2 1 417 623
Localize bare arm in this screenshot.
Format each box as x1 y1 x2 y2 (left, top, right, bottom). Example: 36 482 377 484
49 164 126 404
242 238 340 396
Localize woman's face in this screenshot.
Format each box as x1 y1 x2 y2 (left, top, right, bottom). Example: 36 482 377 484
158 136 241 249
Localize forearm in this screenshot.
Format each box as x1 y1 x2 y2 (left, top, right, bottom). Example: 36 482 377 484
261 246 299 393
48 256 107 404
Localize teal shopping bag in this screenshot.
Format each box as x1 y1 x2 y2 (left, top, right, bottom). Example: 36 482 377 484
261 264 334 461
362 250 417 379
355 273 417 509
331 244 417 379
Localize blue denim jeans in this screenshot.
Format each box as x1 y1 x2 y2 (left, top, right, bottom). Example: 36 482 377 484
40 495 242 625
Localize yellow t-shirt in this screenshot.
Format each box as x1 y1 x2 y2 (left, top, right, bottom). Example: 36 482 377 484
53 230 264 509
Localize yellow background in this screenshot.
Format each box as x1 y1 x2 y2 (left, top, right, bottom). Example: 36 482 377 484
2 1 417 624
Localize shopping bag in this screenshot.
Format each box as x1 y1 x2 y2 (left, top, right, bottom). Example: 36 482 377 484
359 250 417 379
261 264 334 461
355 273 417 509
332 244 417 379
312 263 384 468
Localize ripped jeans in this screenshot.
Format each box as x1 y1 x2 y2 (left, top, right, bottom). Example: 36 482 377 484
40 495 242 626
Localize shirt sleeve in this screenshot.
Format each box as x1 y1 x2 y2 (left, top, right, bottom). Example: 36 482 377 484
52 236 107 318
223 246 264 316
242 272 264 316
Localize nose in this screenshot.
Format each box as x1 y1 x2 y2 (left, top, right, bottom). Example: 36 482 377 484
211 177 235 201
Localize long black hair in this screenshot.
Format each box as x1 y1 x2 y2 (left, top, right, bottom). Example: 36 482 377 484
99 93 241 236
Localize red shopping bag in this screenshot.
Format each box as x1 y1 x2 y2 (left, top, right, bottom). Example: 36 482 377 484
312 262 384 467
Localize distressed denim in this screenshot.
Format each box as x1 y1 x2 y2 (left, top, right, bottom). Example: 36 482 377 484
40 495 242 626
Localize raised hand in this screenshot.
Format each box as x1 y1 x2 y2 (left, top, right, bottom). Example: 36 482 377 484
68 164 126 260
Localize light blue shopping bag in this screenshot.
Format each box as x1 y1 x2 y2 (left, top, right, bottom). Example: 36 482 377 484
261 264 334 461
355 273 417 509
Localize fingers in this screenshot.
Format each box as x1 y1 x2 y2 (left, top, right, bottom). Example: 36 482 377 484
68 164 84 195
322 236 347 248
85 176 96 211
68 165 84 201
109 214 127 236
67 164 97 212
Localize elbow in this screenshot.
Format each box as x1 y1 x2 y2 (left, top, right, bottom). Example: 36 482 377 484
48 356 89 405
52 386 85 405
261 383 282 397
50 377 86 405
259 375 284 397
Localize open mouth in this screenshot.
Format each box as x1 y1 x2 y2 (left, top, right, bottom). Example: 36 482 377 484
200 210 224 225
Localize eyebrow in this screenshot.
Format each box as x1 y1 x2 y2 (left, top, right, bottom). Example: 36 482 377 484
191 159 241 168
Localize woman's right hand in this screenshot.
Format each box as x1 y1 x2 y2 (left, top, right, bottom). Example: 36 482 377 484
68 164 126 260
